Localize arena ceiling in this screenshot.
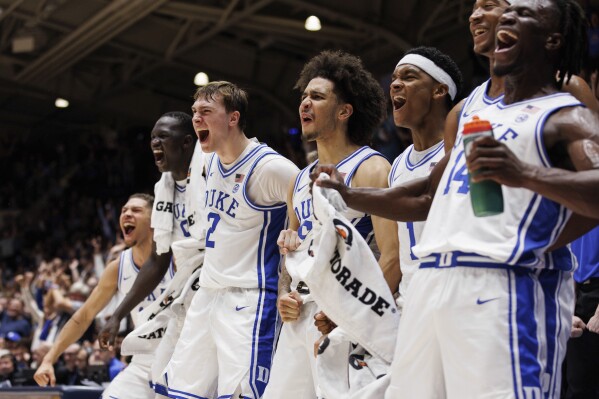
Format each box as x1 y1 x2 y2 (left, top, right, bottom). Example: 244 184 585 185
0 0 474 142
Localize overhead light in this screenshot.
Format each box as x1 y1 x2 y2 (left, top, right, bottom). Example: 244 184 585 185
305 16 321 32
55 98 69 108
194 72 209 86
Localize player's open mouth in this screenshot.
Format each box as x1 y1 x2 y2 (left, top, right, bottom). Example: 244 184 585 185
300 113 313 124
473 27 488 38
496 29 519 52
393 96 406 111
123 223 135 236
198 129 209 143
153 150 165 165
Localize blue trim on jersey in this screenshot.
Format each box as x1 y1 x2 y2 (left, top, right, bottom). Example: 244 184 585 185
507 195 541 265
151 381 169 396
514 270 542 393
295 161 318 193
538 270 563 398
572 226 599 282
514 196 569 269
389 152 404 185
337 146 370 170
344 152 384 185
130 249 140 273
117 251 125 291
507 271 520 399
165 386 211 399
206 153 217 178
497 92 575 110
353 216 374 241
404 141 444 171
175 183 186 193
217 143 267 177
249 212 280 399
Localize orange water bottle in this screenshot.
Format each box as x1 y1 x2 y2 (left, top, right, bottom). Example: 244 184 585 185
462 116 504 217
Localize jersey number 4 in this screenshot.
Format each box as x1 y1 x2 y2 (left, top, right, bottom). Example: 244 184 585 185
206 212 221 248
443 151 469 195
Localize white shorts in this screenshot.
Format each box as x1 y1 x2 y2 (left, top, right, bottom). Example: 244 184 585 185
163 286 279 399
151 315 185 397
102 354 153 399
385 265 574 399
263 301 320 399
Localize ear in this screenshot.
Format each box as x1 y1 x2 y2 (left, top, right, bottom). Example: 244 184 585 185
183 134 194 149
229 110 240 127
338 103 353 121
432 84 448 101
545 33 563 51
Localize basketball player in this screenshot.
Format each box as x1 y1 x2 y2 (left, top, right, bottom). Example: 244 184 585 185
444 0 598 152
387 46 462 301
162 81 298 399
33 193 174 399
99 112 196 348
264 50 400 399
314 0 599 396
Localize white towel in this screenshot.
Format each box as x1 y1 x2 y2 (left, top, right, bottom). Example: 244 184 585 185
299 174 399 362
121 239 204 356
151 172 175 255
185 142 207 240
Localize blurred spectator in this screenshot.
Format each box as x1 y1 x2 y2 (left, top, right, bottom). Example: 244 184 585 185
0 299 32 338
0 349 15 387
89 340 123 381
55 343 83 385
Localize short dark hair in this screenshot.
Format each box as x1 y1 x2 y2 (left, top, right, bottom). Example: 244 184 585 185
193 81 249 131
295 50 386 146
160 111 195 138
128 193 154 208
553 0 588 87
404 46 463 108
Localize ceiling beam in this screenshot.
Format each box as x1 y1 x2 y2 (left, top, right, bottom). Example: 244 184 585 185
0 0 25 24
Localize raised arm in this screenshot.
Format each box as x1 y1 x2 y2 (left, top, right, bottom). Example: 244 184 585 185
313 150 451 222
443 99 465 152
98 246 171 349
34 259 119 387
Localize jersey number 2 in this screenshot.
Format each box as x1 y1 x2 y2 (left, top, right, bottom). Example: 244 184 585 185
206 212 221 248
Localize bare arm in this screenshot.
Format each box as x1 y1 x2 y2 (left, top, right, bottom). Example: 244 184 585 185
277 174 304 323
98 246 171 348
563 75 599 114
468 106 599 219
548 214 599 251
34 260 118 386
352 156 401 293
313 150 451 222
443 99 465 153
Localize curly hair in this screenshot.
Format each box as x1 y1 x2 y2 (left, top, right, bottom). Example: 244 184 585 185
295 50 386 146
403 46 463 109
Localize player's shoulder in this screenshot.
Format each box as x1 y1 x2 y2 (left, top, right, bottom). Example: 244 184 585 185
545 104 599 140
353 154 391 188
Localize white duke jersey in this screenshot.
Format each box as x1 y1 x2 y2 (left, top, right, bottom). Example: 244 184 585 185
173 180 191 242
414 93 582 270
458 79 503 125
288 146 385 289
388 140 444 295
117 248 175 327
199 143 288 292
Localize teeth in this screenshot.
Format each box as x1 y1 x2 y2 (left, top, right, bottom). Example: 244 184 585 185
153 150 163 154
475 28 487 36
497 29 518 43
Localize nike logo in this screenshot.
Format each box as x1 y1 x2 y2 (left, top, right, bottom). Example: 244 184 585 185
123 276 131 281
476 297 499 305
235 305 249 311
296 183 310 192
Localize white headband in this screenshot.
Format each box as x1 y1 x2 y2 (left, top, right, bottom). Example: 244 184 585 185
396 54 457 100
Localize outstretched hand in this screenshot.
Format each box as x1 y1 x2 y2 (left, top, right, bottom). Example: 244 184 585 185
466 135 534 187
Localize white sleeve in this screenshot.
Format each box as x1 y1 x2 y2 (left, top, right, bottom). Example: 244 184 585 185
246 156 299 206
